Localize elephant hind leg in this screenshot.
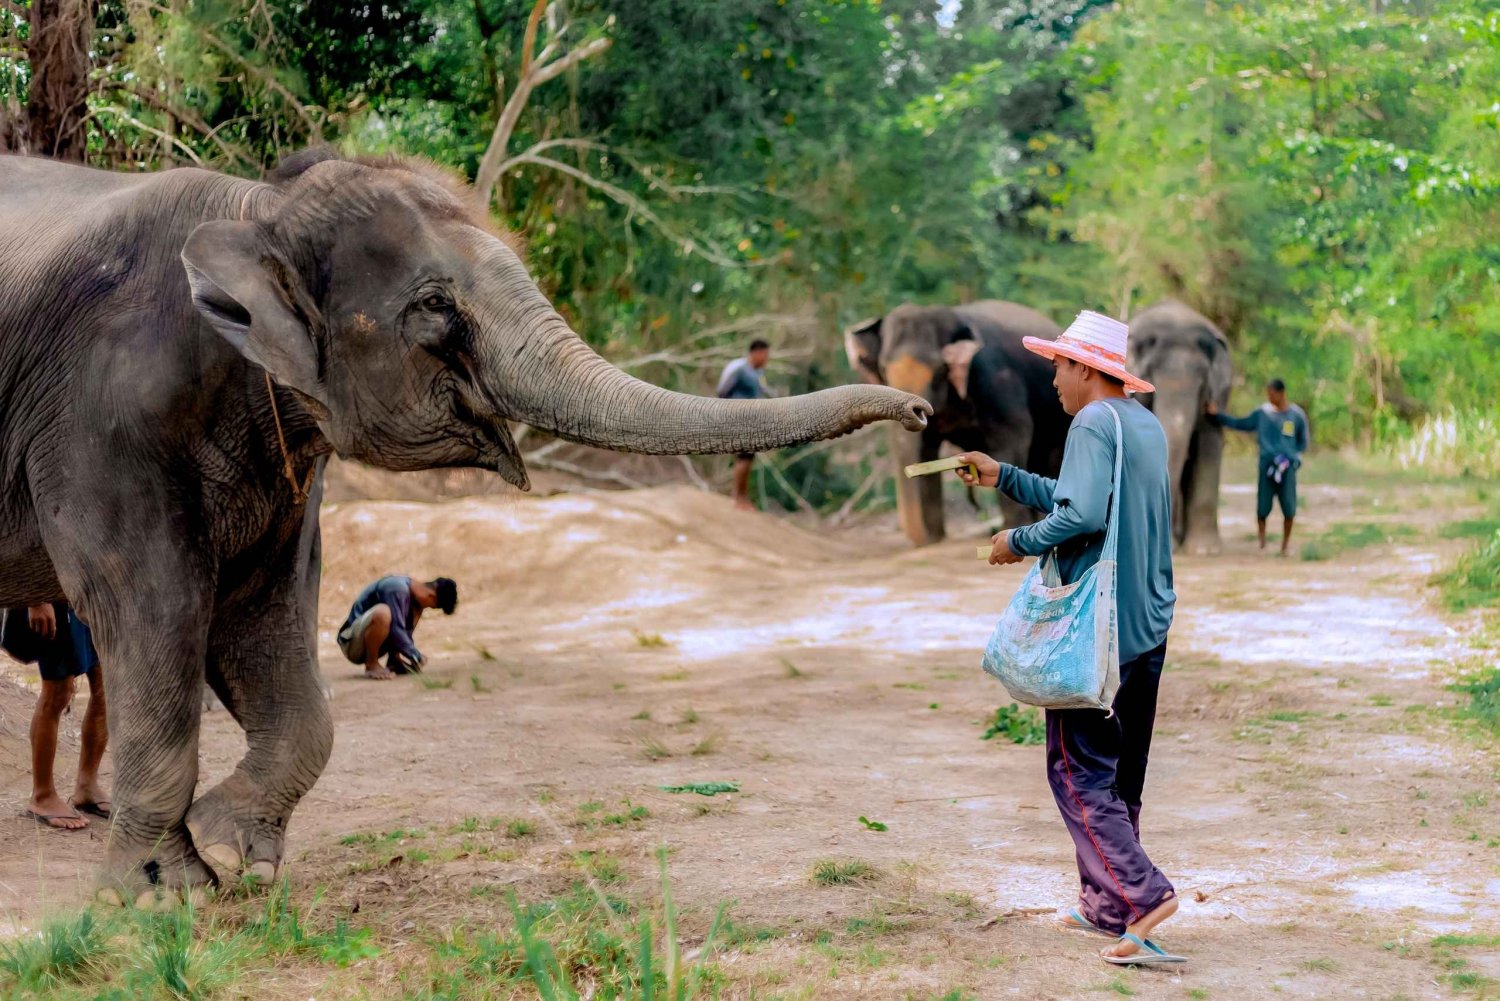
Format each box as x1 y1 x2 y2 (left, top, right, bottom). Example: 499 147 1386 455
188 602 332 887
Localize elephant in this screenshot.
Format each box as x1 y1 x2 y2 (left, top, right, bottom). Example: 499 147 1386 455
1125 300 1234 555
844 300 1070 546
0 149 929 904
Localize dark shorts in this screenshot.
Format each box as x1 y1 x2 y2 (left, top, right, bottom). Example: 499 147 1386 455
2 604 100 682
1258 466 1297 519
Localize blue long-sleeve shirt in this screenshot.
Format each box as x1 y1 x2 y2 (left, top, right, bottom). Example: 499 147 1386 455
997 398 1176 662
1213 403 1309 463
342 576 421 663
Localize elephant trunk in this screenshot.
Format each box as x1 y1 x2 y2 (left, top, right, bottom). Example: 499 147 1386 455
465 263 929 478
1148 376 1203 544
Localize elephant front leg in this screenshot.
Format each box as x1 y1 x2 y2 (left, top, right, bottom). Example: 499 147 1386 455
1182 422 1226 556
187 600 333 887
87 605 216 906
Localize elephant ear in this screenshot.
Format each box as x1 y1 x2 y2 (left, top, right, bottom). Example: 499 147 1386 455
939 338 982 400
843 316 884 384
1204 327 1233 406
182 220 327 406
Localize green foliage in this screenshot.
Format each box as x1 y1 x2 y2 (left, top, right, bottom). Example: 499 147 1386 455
856 815 888 832
1436 530 1500 612
1299 521 1417 561
980 703 1046 745
659 782 739 796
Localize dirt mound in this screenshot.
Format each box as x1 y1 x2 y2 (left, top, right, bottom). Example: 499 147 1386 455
317 485 879 633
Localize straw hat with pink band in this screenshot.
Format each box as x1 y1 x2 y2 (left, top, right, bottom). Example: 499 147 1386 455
1022 310 1155 396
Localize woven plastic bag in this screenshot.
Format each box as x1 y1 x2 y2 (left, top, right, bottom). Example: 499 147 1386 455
980 404 1123 712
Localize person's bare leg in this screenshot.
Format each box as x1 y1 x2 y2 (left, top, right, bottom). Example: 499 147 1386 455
72 665 110 813
1281 516 1295 557
361 605 394 680
1257 518 1267 551
29 677 87 829
1101 895 1179 958
733 457 754 511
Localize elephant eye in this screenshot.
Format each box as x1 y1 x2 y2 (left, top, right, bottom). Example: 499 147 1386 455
420 292 450 311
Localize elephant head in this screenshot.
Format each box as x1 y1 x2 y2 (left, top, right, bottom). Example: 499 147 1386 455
180 153 929 488
1127 300 1233 553
845 303 982 545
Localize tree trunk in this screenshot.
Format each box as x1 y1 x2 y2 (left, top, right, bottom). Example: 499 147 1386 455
10 0 97 161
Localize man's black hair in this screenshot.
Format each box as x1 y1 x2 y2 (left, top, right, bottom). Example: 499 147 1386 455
748 338 770 353
432 577 459 615
1267 378 1286 392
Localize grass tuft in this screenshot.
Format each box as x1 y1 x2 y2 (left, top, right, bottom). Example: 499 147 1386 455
980 703 1045 745
811 858 883 887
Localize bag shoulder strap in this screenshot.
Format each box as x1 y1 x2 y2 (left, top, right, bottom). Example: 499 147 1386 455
1100 401 1125 561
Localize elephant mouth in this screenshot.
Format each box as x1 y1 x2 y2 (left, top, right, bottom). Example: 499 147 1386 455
453 392 530 491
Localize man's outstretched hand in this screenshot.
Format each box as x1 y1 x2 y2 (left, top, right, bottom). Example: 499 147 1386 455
988 529 1024 566
954 452 1000 488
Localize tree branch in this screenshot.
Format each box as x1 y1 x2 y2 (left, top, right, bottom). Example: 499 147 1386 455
473 31 612 207
108 81 257 169
86 107 207 165
501 152 757 269
518 0 546 77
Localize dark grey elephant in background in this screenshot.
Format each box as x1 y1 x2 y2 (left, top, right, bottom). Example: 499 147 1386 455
1126 300 1234 555
845 301 1070 546
0 149 929 905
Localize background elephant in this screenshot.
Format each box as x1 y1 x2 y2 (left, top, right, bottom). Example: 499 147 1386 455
1126 300 1234 555
845 300 1070 546
0 149 928 904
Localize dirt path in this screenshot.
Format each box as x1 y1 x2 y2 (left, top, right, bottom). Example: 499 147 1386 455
2 470 1497 999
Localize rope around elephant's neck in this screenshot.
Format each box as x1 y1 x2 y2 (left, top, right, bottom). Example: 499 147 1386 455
239 184 313 504
264 371 315 504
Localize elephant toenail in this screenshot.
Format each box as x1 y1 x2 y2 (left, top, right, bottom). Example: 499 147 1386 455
202 843 242 874
248 861 276 883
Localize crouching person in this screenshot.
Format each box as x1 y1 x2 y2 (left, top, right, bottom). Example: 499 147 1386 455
338 576 458 680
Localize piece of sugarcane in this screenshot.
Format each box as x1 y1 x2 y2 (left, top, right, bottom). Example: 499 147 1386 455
903 456 978 480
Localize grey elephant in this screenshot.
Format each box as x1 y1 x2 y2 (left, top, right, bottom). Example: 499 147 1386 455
844 301 1070 546
0 149 929 905
1125 300 1234 555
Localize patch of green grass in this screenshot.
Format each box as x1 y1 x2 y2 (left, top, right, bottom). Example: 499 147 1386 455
0 911 108 992
678 707 700 725
1370 694 1395 707
469 673 492 693
811 859 882 887
1439 518 1500 540
1301 957 1337 972
660 781 739 796
780 656 806 679
633 630 670 649
893 682 925 690
1435 530 1500 612
1262 710 1319 723
857 815 888 832
418 675 455 690
980 703 1045 745
1089 975 1136 996
1187 990 1210 1000
602 803 650 826
472 643 497 661
504 818 536 838
640 736 673 761
1300 521 1417 561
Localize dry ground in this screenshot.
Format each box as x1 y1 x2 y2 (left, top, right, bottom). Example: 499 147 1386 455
1 463 1497 1000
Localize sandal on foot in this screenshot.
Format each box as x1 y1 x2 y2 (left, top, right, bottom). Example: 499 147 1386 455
23 809 88 830
73 801 112 820
1102 932 1187 966
1058 908 1115 937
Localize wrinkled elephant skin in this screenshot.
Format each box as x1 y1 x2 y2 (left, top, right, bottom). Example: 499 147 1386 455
0 150 930 903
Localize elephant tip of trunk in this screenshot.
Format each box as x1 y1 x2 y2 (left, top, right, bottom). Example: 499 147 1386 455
899 397 932 431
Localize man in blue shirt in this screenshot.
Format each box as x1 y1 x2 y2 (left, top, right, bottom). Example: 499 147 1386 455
338 576 458 680
1208 378 1309 556
956 310 1183 967
716 339 771 510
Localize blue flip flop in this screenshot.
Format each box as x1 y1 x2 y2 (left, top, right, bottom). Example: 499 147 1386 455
1102 932 1188 966
1058 908 1114 938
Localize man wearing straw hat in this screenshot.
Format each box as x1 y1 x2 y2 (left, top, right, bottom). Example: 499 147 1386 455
955 310 1182 966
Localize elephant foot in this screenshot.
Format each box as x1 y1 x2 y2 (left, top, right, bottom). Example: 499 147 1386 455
186 774 288 888
96 834 217 909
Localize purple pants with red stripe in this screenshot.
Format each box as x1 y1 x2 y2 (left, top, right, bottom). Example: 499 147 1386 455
1046 640 1175 935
